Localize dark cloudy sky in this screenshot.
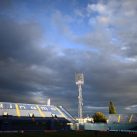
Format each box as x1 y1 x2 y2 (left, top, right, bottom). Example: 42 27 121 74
0 0 137 116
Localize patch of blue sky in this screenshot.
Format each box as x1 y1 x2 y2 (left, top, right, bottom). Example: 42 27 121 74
45 28 100 53
52 1 74 15
46 31 100 54
69 24 90 37
68 16 97 37
7 0 53 22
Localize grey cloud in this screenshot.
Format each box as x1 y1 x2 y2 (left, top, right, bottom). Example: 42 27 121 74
0 18 85 115
0 0 13 10
0 0 137 116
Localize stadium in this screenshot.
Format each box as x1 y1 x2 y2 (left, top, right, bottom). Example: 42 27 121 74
0 102 75 131
1 101 137 131
1 102 137 137
0 74 137 137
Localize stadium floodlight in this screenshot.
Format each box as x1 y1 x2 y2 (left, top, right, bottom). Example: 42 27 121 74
75 73 84 119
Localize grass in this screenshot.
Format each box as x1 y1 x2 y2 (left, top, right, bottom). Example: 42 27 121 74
0 131 137 137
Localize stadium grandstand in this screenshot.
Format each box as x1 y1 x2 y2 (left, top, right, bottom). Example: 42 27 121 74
108 114 137 124
0 102 75 131
107 114 137 130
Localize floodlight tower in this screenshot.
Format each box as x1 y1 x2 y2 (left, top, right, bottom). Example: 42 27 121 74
75 73 84 119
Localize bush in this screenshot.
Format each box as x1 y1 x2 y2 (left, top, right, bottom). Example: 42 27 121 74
92 112 107 123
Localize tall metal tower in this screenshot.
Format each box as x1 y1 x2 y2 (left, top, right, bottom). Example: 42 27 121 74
75 73 84 119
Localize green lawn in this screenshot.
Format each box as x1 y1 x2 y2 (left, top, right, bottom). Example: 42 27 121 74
0 131 137 137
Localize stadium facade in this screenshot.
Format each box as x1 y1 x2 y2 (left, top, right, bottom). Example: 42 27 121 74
107 114 137 130
0 102 75 131
72 114 137 131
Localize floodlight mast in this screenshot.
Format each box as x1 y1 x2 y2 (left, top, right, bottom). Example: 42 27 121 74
75 73 84 119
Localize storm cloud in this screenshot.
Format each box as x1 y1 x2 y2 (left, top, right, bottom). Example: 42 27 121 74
0 0 137 116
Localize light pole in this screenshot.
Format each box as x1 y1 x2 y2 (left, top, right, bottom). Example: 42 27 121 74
75 73 84 119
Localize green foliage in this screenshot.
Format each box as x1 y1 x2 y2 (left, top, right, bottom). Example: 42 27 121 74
92 112 107 123
109 101 117 114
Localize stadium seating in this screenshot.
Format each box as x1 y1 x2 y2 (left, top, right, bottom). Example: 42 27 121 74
0 102 67 118
58 106 75 123
108 114 137 124
0 102 73 131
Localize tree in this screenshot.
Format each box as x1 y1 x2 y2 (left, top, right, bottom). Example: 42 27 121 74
109 101 117 114
92 112 107 123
